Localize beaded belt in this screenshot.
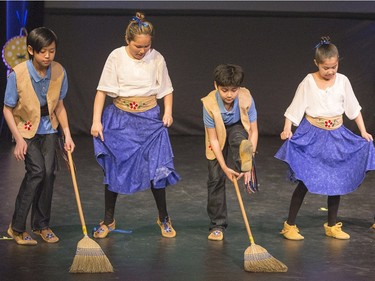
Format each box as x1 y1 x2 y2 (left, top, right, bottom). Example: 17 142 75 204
113 96 157 112
305 114 343 130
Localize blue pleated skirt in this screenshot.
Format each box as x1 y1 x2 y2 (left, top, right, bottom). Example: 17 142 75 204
275 118 375 195
93 104 180 194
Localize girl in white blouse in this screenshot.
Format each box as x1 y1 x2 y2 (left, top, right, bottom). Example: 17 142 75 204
91 12 180 239
275 36 375 240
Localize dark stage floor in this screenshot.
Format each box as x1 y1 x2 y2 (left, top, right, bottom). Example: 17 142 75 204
0 135 374 281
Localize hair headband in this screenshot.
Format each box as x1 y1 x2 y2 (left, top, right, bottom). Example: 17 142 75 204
131 16 149 29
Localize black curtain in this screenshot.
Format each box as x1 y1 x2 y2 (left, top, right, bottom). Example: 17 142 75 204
44 10 375 136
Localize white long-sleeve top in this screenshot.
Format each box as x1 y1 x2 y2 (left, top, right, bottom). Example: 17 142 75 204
285 73 362 126
97 46 173 99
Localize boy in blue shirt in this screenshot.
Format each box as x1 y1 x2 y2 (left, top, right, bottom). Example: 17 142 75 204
201 64 258 241
3 27 75 245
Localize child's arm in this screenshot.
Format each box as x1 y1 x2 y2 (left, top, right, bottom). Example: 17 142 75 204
2 105 27 160
280 118 294 140
55 100 75 152
248 120 258 154
240 120 259 187
91 90 107 141
162 93 173 127
207 127 239 182
354 112 373 141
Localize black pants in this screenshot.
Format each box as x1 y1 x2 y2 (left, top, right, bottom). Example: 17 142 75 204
207 122 248 231
11 134 57 233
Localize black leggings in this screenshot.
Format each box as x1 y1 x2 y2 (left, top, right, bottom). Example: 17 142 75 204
286 181 340 227
103 184 168 225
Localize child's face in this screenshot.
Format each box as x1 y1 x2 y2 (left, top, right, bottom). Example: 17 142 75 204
315 56 339 81
28 42 56 69
126 34 152 60
216 84 240 107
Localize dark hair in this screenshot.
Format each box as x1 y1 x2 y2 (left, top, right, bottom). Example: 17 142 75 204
314 36 339 64
214 64 244 87
125 12 154 43
27 27 58 59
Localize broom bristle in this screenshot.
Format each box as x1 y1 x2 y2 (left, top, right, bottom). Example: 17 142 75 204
69 236 114 273
244 244 288 273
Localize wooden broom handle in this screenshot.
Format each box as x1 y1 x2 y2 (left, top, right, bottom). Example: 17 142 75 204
233 176 255 245
67 151 88 236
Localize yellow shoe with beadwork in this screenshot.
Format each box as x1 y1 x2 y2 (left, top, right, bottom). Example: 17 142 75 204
157 217 176 238
324 222 350 240
280 221 304 240
93 220 116 239
208 229 224 241
7 225 37 246
33 228 59 243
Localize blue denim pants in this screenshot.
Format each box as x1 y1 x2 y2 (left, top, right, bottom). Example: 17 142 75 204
11 133 57 233
206 122 248 231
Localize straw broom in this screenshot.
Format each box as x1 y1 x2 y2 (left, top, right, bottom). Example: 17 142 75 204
232 177 288 272
67 151 114 273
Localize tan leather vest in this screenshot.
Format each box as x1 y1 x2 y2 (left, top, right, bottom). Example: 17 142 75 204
201 87 252 160
12 61 64 138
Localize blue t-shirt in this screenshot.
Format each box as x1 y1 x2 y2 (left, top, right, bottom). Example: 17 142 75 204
203 91 257 128
4 60 68 134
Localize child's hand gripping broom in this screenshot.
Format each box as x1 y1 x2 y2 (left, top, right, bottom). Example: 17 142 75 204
232 176 288 272
67 151 114 273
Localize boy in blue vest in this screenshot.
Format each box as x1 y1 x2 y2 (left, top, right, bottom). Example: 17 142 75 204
3 27 75 245
201 64 258 241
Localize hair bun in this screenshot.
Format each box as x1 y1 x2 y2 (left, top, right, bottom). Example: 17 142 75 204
135 12 145 21
315 36 331 49
320 36 331 44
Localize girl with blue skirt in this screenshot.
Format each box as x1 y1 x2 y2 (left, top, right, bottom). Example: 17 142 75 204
275 36 375 240
91 12 180 239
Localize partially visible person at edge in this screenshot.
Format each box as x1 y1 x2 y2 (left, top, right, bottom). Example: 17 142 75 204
201 64 258 241
275 36 375 240
3 27 75 245
91 12 180 239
